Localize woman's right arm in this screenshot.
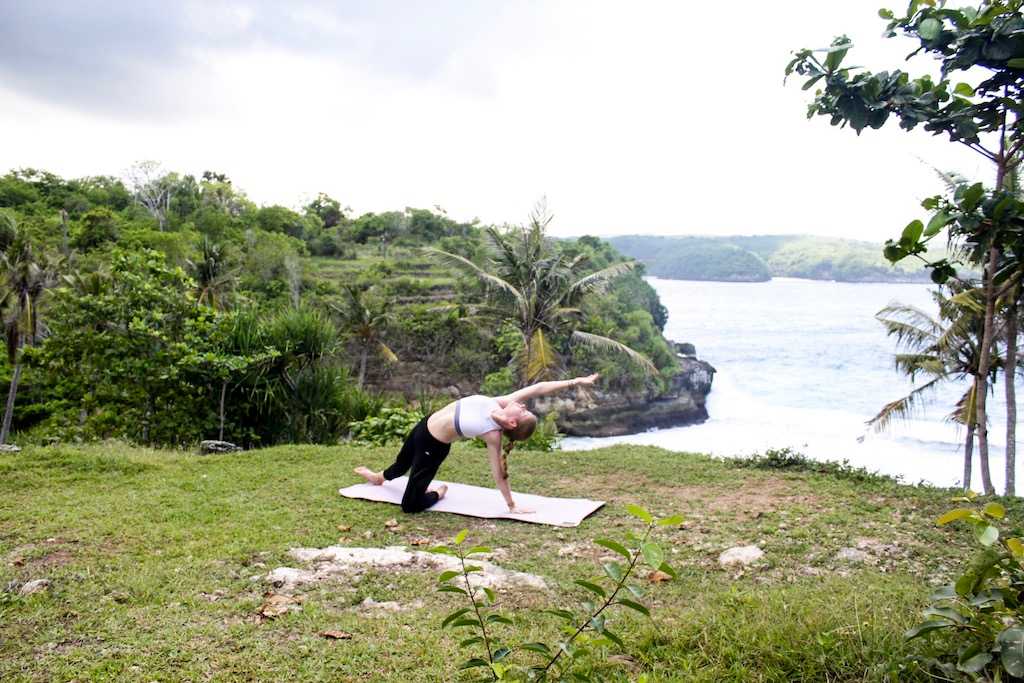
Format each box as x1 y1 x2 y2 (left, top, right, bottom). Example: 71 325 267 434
499 373 599 405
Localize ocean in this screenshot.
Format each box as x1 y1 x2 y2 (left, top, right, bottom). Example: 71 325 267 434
561 276 1019 490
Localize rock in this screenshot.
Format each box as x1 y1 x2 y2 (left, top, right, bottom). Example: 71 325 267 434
835 547 871 564
718 545 764 567
359 597 403 612
199 440 241 455
674 342 697 357
0 444 21 453
19 579 51 596
533 355 716 437
268 545 547 591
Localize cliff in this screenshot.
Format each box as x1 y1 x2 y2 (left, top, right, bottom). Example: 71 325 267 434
532 344 715 437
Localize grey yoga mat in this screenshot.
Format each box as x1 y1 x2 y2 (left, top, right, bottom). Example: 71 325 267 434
339 477 605 527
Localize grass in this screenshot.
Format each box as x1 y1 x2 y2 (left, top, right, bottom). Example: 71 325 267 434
0 441 1002 681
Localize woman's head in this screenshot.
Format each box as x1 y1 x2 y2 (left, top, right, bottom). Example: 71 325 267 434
503 412 538 443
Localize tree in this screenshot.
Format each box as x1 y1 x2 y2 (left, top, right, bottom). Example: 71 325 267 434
124 161 173 231
331 285 397 389
71 207 119 251
869 286 999 489
187 237 237 310
29 249 220 444
0 230 58 444
786 0 1024 494
306 193 346 228
427 203 656 384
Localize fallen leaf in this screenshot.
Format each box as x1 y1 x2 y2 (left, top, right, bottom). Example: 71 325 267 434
608 654 638 671
336 524 351 532
647 570 672 583
11 557 24 567
338 537 349 544
409 538 430 546
384 519 400 530
258 592 303 619
362 530 374 539
320 630 353 640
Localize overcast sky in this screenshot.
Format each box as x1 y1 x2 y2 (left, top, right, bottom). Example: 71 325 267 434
0 1 994 240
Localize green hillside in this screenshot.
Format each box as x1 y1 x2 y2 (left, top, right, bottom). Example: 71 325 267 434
608 234 938 283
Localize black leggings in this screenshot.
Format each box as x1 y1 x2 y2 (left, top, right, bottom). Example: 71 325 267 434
383 417 452 513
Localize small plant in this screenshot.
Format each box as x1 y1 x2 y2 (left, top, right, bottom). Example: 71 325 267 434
348 407 422 446
903 492 1024 680
431 504 680 681
730 447 900 484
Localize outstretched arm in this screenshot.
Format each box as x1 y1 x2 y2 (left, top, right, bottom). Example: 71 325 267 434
498 373 599 405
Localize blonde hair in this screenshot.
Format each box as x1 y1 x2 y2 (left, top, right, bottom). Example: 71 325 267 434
500 413 538 478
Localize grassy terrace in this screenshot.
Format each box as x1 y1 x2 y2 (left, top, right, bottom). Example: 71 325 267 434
0 443 997 681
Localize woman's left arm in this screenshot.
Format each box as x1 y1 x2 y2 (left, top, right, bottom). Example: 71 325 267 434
483 433 534 513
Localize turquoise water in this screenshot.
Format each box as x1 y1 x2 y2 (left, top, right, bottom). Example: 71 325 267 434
562 277 1018 490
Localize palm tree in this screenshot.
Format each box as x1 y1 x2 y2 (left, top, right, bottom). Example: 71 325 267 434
331 285 397 389
0 232 58 444
868 285 999 491
426 203 656 384
187 237 237 310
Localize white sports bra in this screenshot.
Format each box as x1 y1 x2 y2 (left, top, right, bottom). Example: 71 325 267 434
453 395 501 438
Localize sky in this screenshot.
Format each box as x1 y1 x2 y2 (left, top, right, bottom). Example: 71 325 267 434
0 0 996 240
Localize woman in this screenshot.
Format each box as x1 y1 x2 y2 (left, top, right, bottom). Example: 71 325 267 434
354 373 599 514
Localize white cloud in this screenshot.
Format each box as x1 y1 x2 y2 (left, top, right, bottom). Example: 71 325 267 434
0 0 996 242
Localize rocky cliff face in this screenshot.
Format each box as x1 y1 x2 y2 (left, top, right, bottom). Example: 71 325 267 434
532 345 716 437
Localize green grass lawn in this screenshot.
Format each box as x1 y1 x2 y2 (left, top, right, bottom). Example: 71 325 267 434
0 442 996 681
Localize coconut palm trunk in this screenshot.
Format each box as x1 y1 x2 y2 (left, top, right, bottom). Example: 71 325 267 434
1005 295 1018 496
975 249 1000 496
358 348 368 389
0 359 22 445
964 422 975 491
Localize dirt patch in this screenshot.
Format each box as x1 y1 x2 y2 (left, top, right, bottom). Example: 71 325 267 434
556 472 823 518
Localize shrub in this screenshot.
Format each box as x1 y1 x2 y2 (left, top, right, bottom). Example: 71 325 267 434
481 367 516 397
729 447 900 485
348 407 422 446
902 494 1024 680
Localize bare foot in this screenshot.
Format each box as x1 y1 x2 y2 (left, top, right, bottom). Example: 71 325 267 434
354 466 384 485
431 484 448 500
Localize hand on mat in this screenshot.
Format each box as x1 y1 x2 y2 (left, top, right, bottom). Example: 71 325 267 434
509 505 536 514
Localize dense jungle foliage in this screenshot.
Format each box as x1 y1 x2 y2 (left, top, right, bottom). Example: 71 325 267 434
0 167 677 448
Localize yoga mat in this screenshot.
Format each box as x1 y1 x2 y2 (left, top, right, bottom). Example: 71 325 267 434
338 477 605 528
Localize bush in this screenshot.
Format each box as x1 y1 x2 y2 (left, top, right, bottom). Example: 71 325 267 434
481 367 516 396
729 447 900 485
902 495 1024 680
348 407 422 446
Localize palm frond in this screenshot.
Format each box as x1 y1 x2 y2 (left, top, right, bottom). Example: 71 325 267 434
867 376 943 432
571 330 658 376
377 341 398 364
949 290 986 314
523 328 559 383
949 385 978 427
423 247 526 309
567 261 637 301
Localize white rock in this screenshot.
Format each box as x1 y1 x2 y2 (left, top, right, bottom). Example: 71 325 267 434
19 579 50 595
835 548 871 564
269 545 547 590
718 545 764 567
0 444 21 454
